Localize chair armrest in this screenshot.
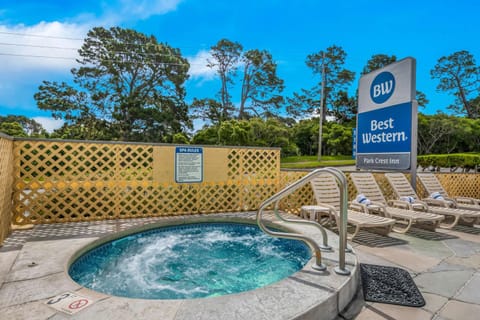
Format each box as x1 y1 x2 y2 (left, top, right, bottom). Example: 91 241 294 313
422 198 455 208
412 200 429 212
388 199 411 210
348 202 365 213
365 201 391 218
314 202 337 215
455 197 480 205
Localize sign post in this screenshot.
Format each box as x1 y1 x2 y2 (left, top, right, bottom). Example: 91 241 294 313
356 58 417 189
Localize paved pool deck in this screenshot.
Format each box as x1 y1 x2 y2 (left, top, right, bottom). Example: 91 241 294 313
0 212 359 320
346 221 480 320
1 212 479 320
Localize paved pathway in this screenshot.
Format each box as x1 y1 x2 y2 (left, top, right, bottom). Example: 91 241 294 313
345 223 480 320
1 214 479 319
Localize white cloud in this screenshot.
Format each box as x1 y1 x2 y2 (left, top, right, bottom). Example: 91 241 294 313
33 116 64 133
102 0 183 24
119 0 182 19
187 50 217 81
0 21 89 110
0 22 88 74
0 0 183 80
0 0 183 113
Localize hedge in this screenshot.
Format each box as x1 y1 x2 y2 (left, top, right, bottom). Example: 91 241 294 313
417 154 480 172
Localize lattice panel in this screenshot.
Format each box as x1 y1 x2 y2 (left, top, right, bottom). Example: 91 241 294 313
435 173 480 199
11 140 281 225
371 173 396 201
242 149 279 179
241 181 279 211
14 141 122 184
198 183 242 213
227 148 279 180
278 171 314 215
344 173 357 202
117 145 153 181
16 185 119 223
226 149 242 179
0 136 14 245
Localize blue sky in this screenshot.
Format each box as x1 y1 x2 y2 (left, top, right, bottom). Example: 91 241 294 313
0 0 479 131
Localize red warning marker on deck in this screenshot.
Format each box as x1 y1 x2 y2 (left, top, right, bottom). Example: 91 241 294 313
45 292 94 315
69 298 89 309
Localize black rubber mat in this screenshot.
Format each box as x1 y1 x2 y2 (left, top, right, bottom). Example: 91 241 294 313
360 263 425 307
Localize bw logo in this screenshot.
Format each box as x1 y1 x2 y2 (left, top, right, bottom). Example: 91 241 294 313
370 71 395 104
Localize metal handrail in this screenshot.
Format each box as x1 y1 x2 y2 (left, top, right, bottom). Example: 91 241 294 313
256 167 350 275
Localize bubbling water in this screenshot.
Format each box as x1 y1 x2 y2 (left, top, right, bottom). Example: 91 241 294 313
69 223 310 299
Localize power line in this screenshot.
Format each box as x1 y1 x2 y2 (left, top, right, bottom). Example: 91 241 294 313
0 31 84 41
0 31 209 50
0 41 192 59
0 52 75 60
0 30 349 59
0 52 197 66
0 32 328 66
0 42 78 51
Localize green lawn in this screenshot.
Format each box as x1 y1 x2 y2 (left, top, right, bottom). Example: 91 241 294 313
281 155 355 169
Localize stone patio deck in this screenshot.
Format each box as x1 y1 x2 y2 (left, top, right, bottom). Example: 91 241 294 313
0 212 479 320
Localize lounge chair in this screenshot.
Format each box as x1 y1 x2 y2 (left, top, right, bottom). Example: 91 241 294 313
349 172 444 233
308 174 395 240
385 172 480 229
417 173 480 211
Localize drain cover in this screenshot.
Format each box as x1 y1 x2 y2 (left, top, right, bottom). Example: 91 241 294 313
360 263 425 307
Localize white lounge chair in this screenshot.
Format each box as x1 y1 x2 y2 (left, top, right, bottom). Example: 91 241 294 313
417 173 480 211
349 172 444 233
309 174 395 240
385 172 480 229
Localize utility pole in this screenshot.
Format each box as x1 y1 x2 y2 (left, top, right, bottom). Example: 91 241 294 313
317 51 326 162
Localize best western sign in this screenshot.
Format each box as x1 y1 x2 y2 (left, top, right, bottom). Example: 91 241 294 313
356 58 417 170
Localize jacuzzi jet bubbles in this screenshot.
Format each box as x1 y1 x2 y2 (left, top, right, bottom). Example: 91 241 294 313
69 223 310 299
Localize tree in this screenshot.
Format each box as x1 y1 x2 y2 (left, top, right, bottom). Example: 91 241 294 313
191 98 230 124
191 126 219 145
417 113 456 154
0 122 27 137
0 115 46 137
286 88 320 119
465 118 480 152
194 40 284 123
35 26 191 141
291 118 318 155
238 49 284 119
207 39 243 118
361 54 397 75
323 122 353 155
431 50 479 118
331 91 357 124
305 45 355 121
470 96 480 117
192 118 297 155
291 118 354 156
362 54 429 107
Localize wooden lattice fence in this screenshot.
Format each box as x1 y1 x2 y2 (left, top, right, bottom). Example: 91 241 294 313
0 134 14 244
1 136 479 243
12 139 280 225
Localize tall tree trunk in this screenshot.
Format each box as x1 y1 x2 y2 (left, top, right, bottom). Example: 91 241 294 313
455 76 473 118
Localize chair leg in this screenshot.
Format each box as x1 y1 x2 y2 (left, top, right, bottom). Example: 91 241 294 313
348 225 361 240
459 216 476 226
392 219 413 233
440 215 460 229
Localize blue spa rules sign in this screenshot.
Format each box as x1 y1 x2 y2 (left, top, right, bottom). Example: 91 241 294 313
356 58 416 170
